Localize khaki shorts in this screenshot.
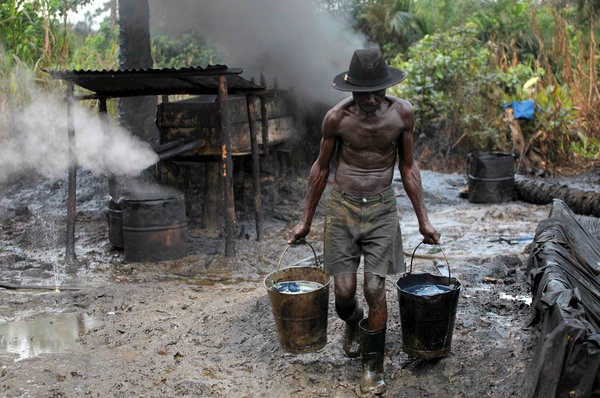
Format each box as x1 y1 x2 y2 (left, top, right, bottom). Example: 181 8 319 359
323 187 404 277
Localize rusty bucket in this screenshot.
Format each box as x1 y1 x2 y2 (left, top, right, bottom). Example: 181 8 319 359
264 243 331 354
396 243 461 359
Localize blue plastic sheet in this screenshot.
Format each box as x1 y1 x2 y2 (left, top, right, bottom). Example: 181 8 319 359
503 100 538 120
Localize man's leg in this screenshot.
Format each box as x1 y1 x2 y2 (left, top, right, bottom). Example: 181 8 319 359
334 273 363 357
358 272 387 395
364 272 387 329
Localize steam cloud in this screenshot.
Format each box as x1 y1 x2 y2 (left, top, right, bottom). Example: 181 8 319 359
149 0 371 106
1 1 370 183
0 70 159 184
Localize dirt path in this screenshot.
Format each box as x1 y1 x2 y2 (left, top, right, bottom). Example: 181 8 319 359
1 169 596 397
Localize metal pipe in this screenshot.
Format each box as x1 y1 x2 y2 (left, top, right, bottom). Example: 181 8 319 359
152 139 183 154
157 139 205 161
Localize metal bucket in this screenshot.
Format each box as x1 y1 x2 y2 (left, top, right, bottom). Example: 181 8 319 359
121 191 188 262
264 243 331 354
107 197 124 249
395 243 461 359
467 151 515 203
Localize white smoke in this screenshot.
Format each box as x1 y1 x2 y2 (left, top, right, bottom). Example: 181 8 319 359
149 0 371 106
0 77 159 184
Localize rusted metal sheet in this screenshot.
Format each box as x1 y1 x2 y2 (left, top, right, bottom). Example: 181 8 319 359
45 66 265 98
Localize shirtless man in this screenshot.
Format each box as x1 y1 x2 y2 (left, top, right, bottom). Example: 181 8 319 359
287 48 440 395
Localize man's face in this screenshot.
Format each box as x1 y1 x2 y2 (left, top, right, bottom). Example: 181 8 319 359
352 89 386 114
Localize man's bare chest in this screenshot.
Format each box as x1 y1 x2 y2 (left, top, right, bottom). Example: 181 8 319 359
338 118 402 152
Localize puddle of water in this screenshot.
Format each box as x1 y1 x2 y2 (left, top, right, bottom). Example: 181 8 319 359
0 313 101 361
499 291 532 305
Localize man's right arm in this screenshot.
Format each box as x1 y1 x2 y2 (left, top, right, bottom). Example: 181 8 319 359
287 113 339 243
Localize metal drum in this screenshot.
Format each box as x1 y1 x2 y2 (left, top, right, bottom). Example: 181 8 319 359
107 197 124 249
467 152 515 203
121 191 188 262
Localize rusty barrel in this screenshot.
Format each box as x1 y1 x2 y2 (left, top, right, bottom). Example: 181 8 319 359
264 244 331 354
467 151 515 203
395 243 461 359
121 191 188 262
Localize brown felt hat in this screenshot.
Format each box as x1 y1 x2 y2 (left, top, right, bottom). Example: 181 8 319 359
332 48 406 92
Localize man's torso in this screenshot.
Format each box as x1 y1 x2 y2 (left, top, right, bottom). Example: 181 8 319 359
329 97 410 196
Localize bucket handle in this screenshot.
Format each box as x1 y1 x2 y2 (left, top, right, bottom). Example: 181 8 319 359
408 241 452 284
273 241 320 287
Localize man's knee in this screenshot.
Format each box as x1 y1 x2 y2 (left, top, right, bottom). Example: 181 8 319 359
334 273 357 302
364 273 386 305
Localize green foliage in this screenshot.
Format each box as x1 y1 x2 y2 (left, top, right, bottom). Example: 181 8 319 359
152 32 221 69
495 63 542 101
470 0 542 63
525 83 580 167
390 26 504 158
67 19 119 70
1 0 52 65
0 0 93 67
570 132 600 160
354 0 424 55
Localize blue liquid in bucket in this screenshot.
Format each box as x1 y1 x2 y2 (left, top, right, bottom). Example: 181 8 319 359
403 284 453 296
276 281 323 294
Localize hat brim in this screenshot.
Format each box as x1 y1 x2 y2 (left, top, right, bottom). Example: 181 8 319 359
332 67 407 92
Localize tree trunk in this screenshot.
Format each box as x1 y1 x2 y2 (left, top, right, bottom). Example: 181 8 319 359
118 0 159 145
503 107 525 155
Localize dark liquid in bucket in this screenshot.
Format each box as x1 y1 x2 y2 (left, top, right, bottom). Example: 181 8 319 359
403 284 453 296
276 281 323 294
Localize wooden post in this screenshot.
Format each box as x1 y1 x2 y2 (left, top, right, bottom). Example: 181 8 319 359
259 74 269 156
202 159 222 229
65 81 77 267
218 75 236 256
246 94 263 240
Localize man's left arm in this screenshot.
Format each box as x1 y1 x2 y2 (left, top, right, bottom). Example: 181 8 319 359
397 110 441 244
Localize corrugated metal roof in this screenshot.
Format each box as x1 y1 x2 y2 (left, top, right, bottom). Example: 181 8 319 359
45 65 266 98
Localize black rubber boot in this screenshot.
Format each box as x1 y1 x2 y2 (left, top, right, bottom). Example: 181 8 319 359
358 319 387 396
337 302 363 358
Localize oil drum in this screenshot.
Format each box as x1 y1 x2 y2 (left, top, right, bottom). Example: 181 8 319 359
107 197 124 249
121 191 188 262
467 152 515 203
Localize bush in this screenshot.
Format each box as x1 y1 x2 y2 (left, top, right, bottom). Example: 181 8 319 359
390 25 505 167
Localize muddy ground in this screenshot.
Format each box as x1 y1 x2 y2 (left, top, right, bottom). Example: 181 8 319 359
0 167 598 397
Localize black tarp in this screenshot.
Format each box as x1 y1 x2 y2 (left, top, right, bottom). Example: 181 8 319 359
528 199 600 397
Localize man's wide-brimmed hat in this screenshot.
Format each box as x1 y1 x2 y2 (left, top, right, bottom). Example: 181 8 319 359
332 48 406 92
